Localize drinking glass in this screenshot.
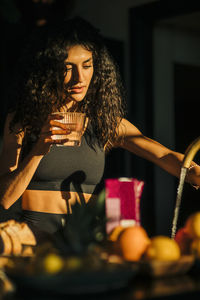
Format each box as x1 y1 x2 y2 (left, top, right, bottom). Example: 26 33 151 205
51 112 86 146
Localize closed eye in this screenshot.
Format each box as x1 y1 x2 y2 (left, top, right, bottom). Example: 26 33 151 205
66 66 73 71
83 65 92 69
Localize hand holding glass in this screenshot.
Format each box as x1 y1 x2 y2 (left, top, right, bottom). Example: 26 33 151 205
51 112 86 146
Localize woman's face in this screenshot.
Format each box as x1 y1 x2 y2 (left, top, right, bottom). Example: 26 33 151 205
64 45 94 105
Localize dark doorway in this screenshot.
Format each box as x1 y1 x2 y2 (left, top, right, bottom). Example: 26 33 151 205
174 63 200 227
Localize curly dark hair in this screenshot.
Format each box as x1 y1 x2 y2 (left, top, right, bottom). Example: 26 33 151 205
9 17 126 148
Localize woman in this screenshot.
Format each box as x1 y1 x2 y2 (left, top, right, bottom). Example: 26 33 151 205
0 17 199 235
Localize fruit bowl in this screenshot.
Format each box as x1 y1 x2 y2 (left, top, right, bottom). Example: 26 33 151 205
6 260 138 295
135 255 195 277
4 251 139 295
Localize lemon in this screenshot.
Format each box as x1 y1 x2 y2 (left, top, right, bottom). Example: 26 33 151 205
43 253 64 274
185 212 200 239
65 256 82 270
145 236 181 261
190 238 200 259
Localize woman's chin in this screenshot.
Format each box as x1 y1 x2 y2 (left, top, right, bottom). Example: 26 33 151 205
68 94 85 103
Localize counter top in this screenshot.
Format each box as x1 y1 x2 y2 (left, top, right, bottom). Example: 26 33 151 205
3 271 200 300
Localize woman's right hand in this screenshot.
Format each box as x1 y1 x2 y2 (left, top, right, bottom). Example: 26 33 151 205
32 114 71 155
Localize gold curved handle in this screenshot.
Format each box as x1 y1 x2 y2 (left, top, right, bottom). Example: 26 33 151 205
182 136 200 168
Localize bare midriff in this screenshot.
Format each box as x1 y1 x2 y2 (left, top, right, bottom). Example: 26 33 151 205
22 190 95 214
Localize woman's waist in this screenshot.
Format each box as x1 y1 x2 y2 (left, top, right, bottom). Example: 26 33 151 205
22 189 94 214
27 180 97 194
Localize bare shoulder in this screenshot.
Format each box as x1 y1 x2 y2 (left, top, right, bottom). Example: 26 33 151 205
116 118 142 138
0 113 24 173
111 118 143 148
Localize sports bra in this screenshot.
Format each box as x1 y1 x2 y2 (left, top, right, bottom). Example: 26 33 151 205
26 128 105 195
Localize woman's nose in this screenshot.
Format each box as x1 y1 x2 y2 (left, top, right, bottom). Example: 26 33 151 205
73 67 84 83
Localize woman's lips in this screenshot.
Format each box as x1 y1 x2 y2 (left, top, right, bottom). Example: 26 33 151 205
70 86 85 93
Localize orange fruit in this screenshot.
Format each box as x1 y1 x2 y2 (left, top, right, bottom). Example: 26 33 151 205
185 212 200 239
145 236 181 261
118 225 150 261
175 227 193 255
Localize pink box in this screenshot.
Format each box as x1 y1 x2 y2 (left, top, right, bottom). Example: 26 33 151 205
105 178 144 233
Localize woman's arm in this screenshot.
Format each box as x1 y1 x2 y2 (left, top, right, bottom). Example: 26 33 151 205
0 113 44 209
115 118 200 186
0 113 71 209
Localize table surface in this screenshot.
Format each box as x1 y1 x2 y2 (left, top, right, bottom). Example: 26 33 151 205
2 270 200 300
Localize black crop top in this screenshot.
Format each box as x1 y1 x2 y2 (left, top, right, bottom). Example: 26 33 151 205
26 130 105 195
